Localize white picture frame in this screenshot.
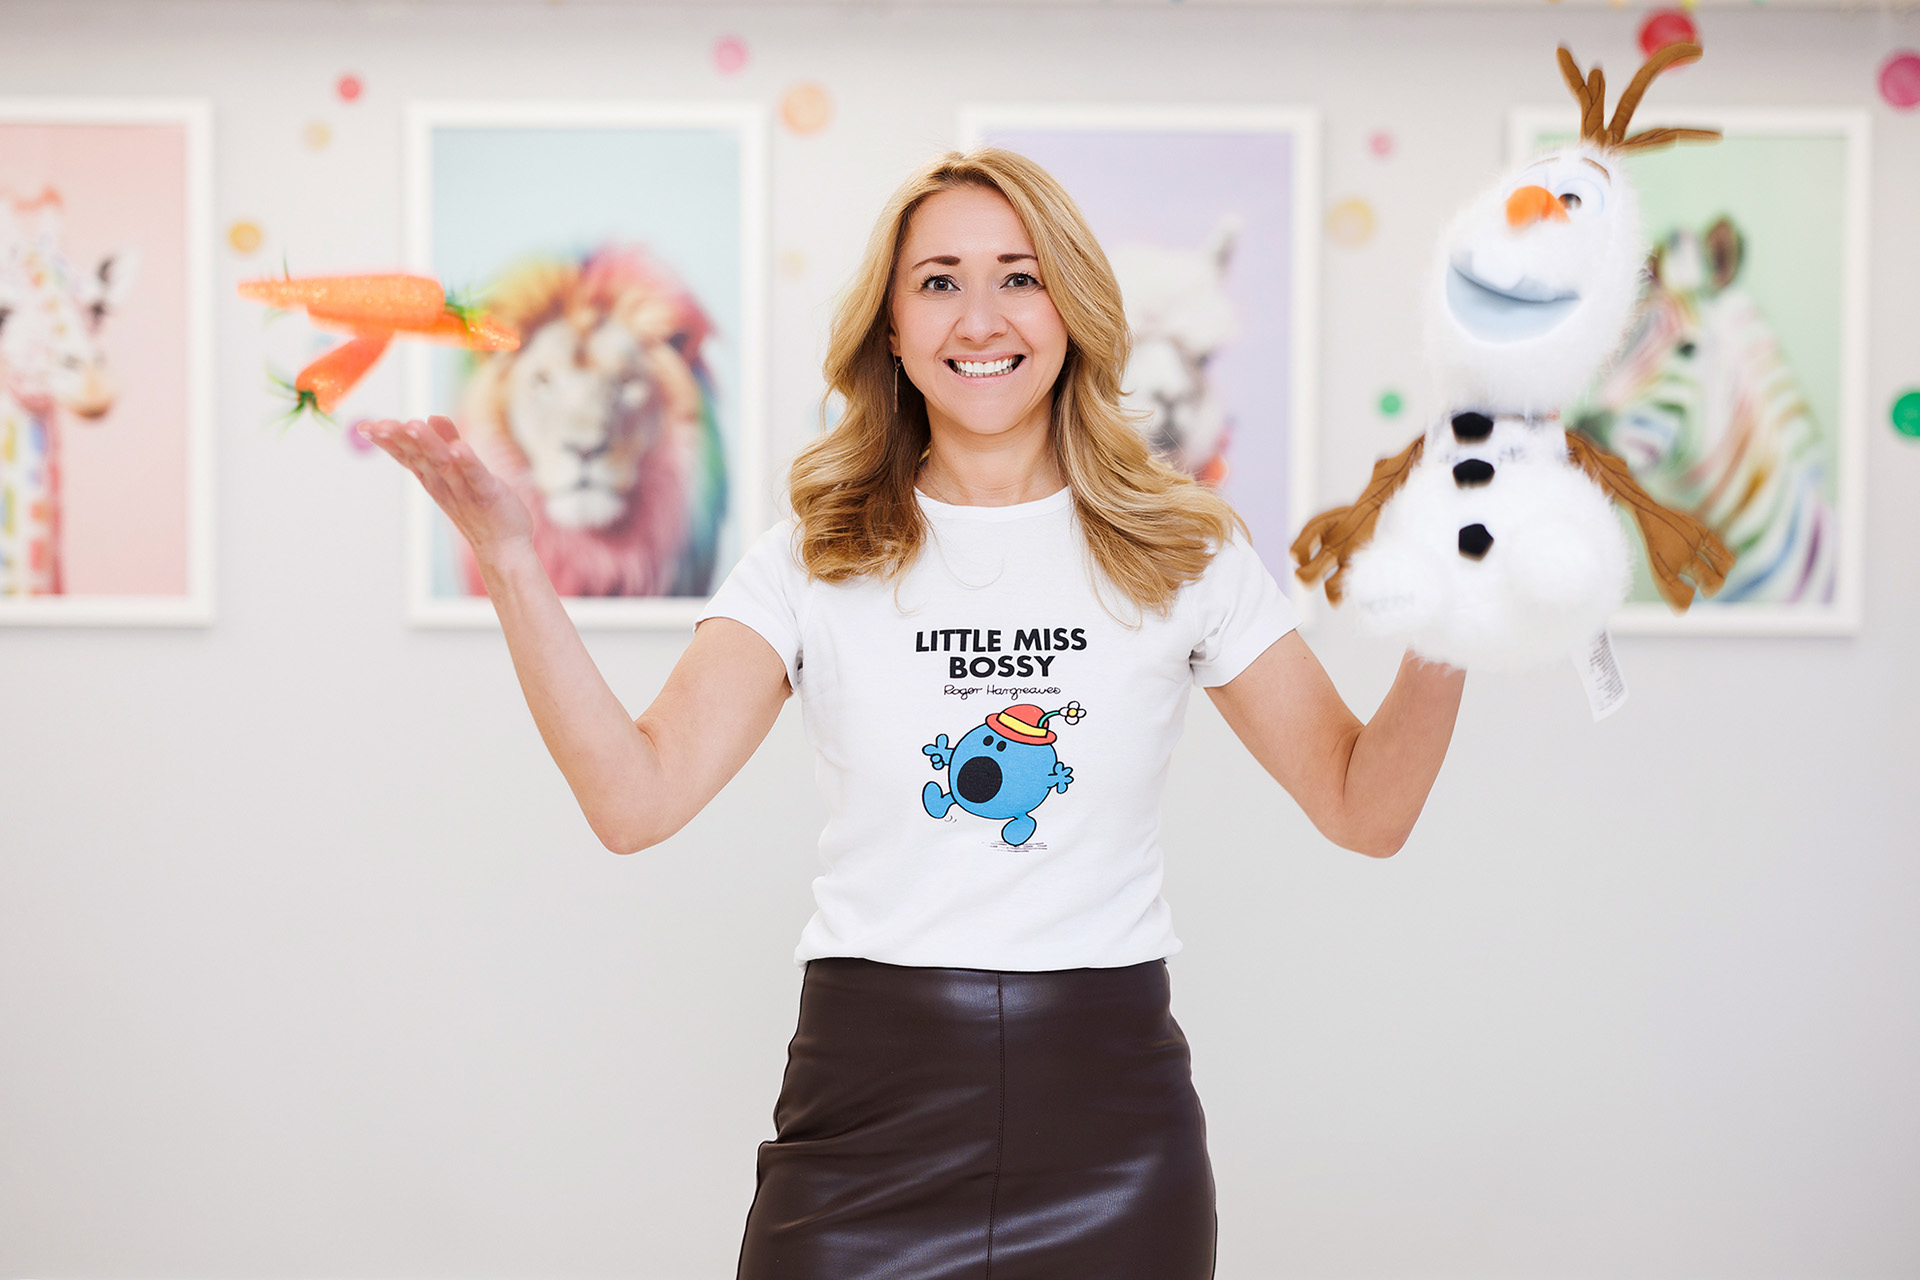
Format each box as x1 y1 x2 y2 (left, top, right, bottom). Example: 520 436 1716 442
0 97 214 626
958 104 1320 613
404 101 767 629
1509 107 1870 636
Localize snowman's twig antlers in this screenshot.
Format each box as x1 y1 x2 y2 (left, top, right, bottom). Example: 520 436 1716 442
1608 42 1701 144
1558 43 1722 154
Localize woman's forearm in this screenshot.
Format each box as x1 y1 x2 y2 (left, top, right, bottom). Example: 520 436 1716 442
475 539 662 852
1337 652 1465 856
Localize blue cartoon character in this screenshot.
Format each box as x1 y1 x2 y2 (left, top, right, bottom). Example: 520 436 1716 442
922 702 1086 847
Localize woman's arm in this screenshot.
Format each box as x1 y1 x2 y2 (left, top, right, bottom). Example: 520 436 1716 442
1206 632 1464 858
365 416 790 855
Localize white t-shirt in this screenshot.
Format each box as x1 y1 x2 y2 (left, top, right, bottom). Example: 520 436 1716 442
698 486 1298 971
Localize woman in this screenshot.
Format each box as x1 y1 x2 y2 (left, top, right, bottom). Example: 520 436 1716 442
366 148 1463 1279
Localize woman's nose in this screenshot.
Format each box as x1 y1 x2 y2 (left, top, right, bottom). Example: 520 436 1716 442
955 292 1009 343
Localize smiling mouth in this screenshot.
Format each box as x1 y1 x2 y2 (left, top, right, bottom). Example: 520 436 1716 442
948 355 1023 378
1445 261 1581 342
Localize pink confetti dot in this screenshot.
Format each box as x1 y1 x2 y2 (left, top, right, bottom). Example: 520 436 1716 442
1638 10 1698 57
713 35 749 76
1880 51 1920 110
337 73 363 103
1367 131 1393 159
346 418 378 453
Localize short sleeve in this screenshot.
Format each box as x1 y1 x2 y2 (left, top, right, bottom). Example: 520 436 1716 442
1187 535 1300 688
697 521 806 690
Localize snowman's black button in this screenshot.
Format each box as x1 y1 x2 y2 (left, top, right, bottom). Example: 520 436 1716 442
1451 412 1495 442
1458 524 1494 559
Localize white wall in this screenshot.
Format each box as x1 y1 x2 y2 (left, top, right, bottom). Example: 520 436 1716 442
2 2 1917 1276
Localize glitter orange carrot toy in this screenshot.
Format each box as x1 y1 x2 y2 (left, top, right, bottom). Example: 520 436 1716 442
237 271 520 417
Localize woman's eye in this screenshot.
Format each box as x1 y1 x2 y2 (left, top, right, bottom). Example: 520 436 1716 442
1003 272 1039 289
920 274 958 292
1559 192 1583 212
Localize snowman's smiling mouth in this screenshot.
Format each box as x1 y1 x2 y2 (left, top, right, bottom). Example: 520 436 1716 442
1446 260 1581 342
948 355 1024 378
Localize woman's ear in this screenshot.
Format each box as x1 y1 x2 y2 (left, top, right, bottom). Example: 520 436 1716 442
887 330 899 358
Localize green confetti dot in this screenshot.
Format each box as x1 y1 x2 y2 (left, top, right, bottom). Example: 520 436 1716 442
1378 390 1404 417
1893 389 1920 438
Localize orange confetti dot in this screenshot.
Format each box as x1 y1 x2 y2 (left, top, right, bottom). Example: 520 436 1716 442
303 121 331 150
780 82 833 136
1325 198 1376 248
227 220 264 255
779 248 807 277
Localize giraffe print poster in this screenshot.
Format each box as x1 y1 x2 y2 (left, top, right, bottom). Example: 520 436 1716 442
1511 109 1868 636
0 100 212 625
958 106 1319 608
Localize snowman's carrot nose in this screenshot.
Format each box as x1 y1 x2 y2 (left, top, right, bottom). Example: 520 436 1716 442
1506 185 1570 228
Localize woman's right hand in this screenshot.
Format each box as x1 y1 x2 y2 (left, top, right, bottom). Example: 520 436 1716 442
361 415 534 564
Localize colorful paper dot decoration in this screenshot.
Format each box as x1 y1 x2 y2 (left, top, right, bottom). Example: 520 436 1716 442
780 82 833 136
227 220 263 255
303 121 331 151
779 248 807 278
1378 390 1404 417
1879 52 1920 110
336 73 363 103
713 35 749 75
1367 131 1393 159
1891 390 1920 438
346 417 378 453
1325 198 1376 248
1638 9 1698 56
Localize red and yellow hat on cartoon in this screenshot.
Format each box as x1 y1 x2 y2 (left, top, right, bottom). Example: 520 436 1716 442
985 701 1086 746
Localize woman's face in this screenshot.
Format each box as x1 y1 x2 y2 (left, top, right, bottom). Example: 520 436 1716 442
889 185 1069 447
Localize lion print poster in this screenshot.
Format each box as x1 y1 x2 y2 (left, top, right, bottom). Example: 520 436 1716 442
959 106 1318 602
406 103 765 627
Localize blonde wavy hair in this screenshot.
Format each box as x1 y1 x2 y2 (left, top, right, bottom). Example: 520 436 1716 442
788 147 1245 615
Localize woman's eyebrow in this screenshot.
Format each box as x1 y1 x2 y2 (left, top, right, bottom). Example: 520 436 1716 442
907 252 1037 271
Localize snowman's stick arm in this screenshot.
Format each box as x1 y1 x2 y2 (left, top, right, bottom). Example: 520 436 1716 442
1290 434 1425 605
1565 431 1735 612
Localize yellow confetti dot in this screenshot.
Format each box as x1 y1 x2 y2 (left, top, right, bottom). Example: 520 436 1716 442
227 220 264 255
780 82 833 136
1325 198 1376 248
779 248 807 277
303 120 331 150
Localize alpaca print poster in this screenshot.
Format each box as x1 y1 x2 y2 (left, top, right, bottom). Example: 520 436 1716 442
0 100 212 625
959 106 1319 604
406 104 765 627
1512 109 1868 635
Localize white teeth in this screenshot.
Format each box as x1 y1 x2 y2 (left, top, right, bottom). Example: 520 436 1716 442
951 356 1018 377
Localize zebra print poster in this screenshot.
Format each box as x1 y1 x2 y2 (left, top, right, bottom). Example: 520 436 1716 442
1512 109 1868 635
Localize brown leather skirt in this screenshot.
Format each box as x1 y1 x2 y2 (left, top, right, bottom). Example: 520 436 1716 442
736 957 1215 1280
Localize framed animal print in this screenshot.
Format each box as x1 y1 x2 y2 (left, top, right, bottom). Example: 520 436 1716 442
0 99 214 625
1510 108 1869 635
404 102 766 628
957 105 1320 605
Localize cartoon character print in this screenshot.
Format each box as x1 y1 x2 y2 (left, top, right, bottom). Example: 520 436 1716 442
922 702 1085 847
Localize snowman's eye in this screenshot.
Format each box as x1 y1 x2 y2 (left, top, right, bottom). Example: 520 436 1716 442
995 740 1006 752
1559 193 1582 212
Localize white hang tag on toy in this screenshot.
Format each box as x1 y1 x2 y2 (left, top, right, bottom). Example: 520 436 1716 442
1573 629 1628 721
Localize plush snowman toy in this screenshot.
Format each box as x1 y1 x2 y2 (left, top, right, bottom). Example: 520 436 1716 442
1293 44 1734 694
